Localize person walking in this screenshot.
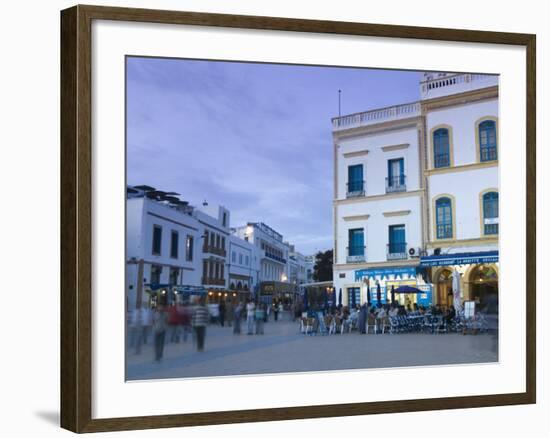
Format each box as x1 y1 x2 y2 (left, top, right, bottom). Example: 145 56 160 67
246 300 256 335
255 303 265 335
152 305 168 362
272 301 279 322
219 299 226 327
233 302 243 334
358 303 367 334
192 297 209 351
225 299 234 327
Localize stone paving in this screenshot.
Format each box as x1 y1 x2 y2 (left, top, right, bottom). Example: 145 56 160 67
126 311 498 381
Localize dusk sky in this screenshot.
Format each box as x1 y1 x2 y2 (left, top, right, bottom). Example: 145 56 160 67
126 57 423 255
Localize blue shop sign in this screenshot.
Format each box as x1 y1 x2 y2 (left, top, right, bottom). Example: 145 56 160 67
355 266 417 282
420 250 498 267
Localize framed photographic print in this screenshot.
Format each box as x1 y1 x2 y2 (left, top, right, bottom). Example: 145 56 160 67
60 4 536 433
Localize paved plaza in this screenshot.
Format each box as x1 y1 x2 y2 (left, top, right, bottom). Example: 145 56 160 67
126 311 498 381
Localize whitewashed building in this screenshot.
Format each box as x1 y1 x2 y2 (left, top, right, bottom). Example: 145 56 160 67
126 190 202 310
228 234 260 301
233 222 294 300
420 72 499 311
332 72 499 311
193 204 231 293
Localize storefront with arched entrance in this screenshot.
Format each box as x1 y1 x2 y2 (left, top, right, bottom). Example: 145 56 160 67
420 251 498 311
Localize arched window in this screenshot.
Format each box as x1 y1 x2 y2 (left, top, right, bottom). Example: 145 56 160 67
436 197 453 239
479 120 497 162
433 128 450 168
482 191 499 235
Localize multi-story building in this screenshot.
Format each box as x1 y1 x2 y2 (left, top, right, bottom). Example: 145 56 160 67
331 72 499 311
126 188 202 310
419 72 499 311
233 222 294 301
228 234 260 302
287 244 307 288
304 255 315 283
194 204 231 294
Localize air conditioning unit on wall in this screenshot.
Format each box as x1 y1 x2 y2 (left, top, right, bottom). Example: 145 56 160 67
408 247 421 257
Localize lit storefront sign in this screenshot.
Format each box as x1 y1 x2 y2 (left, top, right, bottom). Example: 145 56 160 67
420 250 498 267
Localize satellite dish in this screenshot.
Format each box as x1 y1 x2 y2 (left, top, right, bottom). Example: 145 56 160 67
202 200 208 206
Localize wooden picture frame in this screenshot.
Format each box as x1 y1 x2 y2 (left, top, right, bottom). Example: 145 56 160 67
60 4 536 433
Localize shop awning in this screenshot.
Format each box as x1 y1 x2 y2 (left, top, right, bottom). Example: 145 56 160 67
420 250 498 267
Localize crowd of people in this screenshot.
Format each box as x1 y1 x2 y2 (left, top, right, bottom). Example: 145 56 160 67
127 297 288 362
302 302 459 335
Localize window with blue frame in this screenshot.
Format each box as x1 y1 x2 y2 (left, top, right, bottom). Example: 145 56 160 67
435 197 453 239
347 287 361 307
433 128 450 168
388 224 406 254
387 158 405 189
348 228 364 256
152 225 162 255
483 191 499 235
479 120 497 161
347 164 364 194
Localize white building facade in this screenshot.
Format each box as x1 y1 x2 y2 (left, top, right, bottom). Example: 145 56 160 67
332 72 499 311
228 234 260 301
126 194 202 310
421 73 499 311
233 222 294 301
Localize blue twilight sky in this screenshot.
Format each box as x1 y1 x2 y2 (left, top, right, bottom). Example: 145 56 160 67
126 57 423 255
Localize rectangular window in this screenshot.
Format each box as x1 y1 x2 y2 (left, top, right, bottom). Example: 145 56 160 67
222 212 227 227
202 260 208 279
210 232 215 247
347 287 361 307
245 255 249 266
220 263 224 279
170 230 179 259
216 234 221 249
239 254 243 265
221 236 225 251
152 225 162 255
150 264 162 284
185 235 194 261
232 251 236 262
387 158 405 188
347 164 364 195
348 229 364 256
169 267 179 285
388 225 406 255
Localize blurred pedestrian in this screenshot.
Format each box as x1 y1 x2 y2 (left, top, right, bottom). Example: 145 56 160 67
225 299 234 327
246 300 256 334
130 305 147 354
192 297 209 351
152 305 168 362
233 302 243 334
358 303 367 334
219 299 226 327
167 303 180 343
255 303 265 334
272 301 279 322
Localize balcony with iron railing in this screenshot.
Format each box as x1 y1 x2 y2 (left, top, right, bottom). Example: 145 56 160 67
385 175 406 193
264 252 286 264
201 277 225 286
480 146 498 162
434 153 450 168
346 180 365 198
436 224 453 240
346 246 366 264
387 242 408 261
202 244 227 257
